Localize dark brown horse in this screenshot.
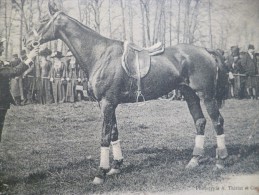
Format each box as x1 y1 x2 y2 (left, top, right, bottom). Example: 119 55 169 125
26 3 229 184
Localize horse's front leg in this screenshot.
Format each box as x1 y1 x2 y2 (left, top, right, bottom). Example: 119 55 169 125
107 112 124 176
93 99 123 184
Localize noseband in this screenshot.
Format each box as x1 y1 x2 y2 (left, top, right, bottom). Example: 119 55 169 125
31 11 62 48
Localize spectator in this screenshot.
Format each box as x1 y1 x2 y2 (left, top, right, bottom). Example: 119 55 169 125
65 51 78 102
0 35 38 141
22 49 37 104
10 54 22 105
241 44 258 99
50 51 66 103
39 48 53 104
225 46 245 99
78 66 89 101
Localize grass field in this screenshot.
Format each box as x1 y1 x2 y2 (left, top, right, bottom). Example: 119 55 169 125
0 99 258 194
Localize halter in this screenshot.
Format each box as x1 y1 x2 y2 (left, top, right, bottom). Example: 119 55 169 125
31 11 62 48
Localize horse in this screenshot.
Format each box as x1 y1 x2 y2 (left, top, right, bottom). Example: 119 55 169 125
25 2 229 184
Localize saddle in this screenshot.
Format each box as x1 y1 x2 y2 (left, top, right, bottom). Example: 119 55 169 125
122 41 164 102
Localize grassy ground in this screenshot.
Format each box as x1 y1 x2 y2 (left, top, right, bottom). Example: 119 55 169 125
0 99 258 194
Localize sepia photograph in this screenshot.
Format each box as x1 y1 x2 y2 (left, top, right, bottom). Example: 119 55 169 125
0 0 258 194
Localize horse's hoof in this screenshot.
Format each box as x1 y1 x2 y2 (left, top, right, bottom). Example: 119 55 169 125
185 156 199 169
215 159 225 170
215 163 224 170
107 168 120 176
92 177 104 185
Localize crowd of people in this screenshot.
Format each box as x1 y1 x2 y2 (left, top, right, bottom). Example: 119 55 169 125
225 44 258 100
2 48 89 106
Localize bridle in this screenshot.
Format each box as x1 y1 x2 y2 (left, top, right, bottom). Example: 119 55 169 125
30 11 62 48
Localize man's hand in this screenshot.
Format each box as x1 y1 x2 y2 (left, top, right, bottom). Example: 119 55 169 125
228 72 234 80
27 46 39 60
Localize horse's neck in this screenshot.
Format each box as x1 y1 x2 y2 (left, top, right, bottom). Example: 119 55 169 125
58 21 112 76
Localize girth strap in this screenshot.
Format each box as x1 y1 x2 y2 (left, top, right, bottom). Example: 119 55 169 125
135 51 145 102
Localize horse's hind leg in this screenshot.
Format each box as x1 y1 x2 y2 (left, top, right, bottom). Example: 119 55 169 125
93 99 123 184
178 85 206 169
204 98 228 169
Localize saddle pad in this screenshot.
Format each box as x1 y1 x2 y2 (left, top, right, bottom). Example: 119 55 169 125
122 42 151 79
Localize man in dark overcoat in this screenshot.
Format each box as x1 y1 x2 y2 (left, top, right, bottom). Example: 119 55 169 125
225 46 245 99
241 44 258 99
0 36 38 141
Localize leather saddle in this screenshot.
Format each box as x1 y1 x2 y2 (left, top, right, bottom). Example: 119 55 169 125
122 41 164 79
122 41 164 102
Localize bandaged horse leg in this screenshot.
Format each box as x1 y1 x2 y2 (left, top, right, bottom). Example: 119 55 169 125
204 98 228 169
179 85 206 169
93 99 118 184
107 113 124 176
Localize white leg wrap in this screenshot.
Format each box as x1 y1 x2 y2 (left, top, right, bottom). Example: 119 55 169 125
195 135 205 149
193 135 205 156
100 147 110 169
216 134 226 149
111 140 123 160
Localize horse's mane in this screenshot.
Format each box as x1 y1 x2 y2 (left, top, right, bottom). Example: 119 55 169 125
64 13 108 40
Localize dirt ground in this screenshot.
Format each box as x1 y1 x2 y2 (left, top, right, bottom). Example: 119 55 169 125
0 98 258 194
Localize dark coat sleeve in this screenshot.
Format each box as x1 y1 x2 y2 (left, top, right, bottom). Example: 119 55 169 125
0 62 29 79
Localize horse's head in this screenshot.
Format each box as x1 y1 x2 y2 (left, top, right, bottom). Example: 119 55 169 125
25 2 65 50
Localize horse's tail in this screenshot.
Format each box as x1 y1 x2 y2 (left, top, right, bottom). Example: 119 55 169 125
206 48 228 108
214 52 228 108
215 65 228 108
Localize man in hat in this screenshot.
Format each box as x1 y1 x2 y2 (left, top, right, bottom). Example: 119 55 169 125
50 51 66 103
39 47 53 104
22 49 37 104
0 35 39 141
10 54 22 105
225 46 245 99
241 44 258 99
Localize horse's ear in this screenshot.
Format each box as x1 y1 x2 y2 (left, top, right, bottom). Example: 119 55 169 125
48 1 59 15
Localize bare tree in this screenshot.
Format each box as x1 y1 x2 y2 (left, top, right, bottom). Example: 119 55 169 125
169 0 173 46
12 0 29 32
107 0 112 38
119 0 126 40
152 0 165 44
183 0 191 43
208 0 213 48
176 0 182 44
127 0 134 42
140 1 147 47
189 0 200 44
140 0 151 46
89 0 104 33
77 0 82 22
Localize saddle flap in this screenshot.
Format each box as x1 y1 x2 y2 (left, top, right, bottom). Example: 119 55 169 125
122 41 151 79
